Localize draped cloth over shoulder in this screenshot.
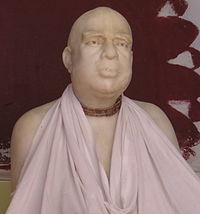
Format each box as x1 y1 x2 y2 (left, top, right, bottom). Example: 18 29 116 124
6 84 200 214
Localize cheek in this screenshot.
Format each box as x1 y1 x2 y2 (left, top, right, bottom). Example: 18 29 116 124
118 56 133 83
118 49 133 63
119 55 132 72
72 50 98 71
71 60 96 83
71 61 91 77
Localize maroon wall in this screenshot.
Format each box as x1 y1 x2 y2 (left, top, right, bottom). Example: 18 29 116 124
0 0 199 158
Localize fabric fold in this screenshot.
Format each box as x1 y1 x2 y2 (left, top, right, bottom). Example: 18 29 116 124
6 84 200 214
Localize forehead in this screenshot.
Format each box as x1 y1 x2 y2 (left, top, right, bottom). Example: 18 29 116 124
81 12 132 36
68 8 133 47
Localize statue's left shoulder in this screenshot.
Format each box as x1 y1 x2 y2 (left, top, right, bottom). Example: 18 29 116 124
134 100 180 151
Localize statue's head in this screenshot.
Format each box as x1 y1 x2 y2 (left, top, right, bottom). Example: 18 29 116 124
63 7 133 99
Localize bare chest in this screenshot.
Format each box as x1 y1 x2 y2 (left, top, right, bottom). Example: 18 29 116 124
95 131 114 178
87 115 118 179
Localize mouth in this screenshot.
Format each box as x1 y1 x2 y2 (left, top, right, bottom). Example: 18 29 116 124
98 67 118 78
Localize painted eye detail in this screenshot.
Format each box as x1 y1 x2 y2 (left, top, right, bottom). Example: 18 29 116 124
114 39 129 48
90 40 97 45
120 42 128 47
85 40 96 46
85 38 104 46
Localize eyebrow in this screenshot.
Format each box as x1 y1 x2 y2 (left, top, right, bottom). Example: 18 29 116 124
82 31 132 43
114 33 132 44
82 31 104 39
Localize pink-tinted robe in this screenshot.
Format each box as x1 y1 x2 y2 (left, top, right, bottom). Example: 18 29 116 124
6 84 200 214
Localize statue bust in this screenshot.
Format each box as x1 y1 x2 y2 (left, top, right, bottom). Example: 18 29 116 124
7 7 199 214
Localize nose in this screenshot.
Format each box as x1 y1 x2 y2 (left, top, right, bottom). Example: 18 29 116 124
101 40 118 60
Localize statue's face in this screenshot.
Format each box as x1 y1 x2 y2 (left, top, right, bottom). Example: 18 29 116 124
64 9 133 98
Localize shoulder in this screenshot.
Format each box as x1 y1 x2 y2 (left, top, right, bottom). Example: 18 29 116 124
134 100 167 121
134 100 180 150
10 100 57 191
13 100 57 138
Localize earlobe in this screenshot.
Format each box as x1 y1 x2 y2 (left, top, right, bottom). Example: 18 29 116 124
62 46 72 73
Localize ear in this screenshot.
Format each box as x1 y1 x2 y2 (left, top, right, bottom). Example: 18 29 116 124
62 46 72 73
130 50 133 65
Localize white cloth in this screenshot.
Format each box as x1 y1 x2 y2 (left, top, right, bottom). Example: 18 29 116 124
6 84 200 214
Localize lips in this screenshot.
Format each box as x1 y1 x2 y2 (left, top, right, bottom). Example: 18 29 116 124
98 65 119 78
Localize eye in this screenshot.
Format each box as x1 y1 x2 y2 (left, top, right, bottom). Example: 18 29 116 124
114 39 129 49
85 40 96 46
89 40 97 45
85 37 104 46
120 42 128 47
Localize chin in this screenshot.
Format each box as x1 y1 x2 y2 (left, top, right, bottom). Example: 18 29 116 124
93 80 128 97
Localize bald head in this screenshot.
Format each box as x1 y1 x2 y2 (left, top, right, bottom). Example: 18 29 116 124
67 7 132 50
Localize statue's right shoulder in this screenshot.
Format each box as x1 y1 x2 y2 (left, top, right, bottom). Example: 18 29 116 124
10 99 57 192
14 99 57 134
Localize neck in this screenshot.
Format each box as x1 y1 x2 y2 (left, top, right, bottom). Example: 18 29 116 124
81 95 121 117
